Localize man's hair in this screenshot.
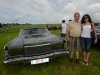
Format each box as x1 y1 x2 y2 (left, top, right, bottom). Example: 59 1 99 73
74 12 80 16
62 20 65 23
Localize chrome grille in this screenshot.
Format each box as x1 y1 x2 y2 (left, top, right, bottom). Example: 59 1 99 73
24 43 52 56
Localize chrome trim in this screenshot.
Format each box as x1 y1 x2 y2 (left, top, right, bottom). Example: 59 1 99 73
4 46 5 50
64 43 67 49
97 33 100 35
4 44 9 50
4 57 24 64
24 43 51 48
4 50 69 64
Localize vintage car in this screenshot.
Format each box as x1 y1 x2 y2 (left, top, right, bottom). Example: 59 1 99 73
4 27 69 65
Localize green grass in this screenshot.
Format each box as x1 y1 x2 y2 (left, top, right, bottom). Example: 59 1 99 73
0 24 100 75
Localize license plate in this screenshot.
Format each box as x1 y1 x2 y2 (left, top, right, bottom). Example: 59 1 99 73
31 58 49 65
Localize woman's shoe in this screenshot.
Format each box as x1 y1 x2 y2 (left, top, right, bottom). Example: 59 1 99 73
85 62 88 66
83 61 86 64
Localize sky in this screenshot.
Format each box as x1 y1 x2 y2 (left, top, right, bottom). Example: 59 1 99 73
0 0 100 24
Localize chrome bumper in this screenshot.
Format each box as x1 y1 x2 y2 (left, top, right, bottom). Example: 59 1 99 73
4 50 69 64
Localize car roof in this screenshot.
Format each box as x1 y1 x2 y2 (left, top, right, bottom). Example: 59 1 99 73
22 27 46 30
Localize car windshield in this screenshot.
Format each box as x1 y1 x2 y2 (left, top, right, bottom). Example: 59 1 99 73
19 28 50 36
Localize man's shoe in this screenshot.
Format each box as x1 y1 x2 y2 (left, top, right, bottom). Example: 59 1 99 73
70 59 73 64
76 59 80 65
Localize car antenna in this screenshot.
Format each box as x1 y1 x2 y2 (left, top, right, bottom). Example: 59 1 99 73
8 35 10 42
5 27 10 42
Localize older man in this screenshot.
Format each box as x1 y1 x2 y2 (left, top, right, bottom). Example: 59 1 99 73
67 12 81 64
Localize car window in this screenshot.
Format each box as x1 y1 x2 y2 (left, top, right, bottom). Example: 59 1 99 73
19 28 50 36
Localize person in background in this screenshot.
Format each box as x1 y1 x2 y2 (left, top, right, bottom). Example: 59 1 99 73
69 20 72 22
46 25 51 31
46 25 48 29
80 14 97 66
66 12 81 64
60 20 67 38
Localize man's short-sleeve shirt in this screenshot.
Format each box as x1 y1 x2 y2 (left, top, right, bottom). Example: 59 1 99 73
67 20 81 37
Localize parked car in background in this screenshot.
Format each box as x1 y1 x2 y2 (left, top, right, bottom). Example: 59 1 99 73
4 27 69 65
93 24 100 47
96 24 100 29
96 24 100 41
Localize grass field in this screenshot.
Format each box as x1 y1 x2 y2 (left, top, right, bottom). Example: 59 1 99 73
0 24 100 75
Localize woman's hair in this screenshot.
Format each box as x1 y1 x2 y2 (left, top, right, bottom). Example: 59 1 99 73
81 14 92 24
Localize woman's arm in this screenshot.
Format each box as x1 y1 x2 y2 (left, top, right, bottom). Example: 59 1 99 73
92 22 97 44
92 22 97 38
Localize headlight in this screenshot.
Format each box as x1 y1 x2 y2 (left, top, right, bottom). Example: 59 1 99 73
64 43 67 50
4 46 8 50
4 47 9 59
4 51 9 60
5 51 8 56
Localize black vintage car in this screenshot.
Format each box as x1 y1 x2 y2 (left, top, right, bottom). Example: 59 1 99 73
4 27 69 65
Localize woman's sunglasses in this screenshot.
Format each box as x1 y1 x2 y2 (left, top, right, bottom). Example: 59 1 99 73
84 16 88 19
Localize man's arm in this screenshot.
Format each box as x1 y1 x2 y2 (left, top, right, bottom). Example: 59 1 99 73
66 30 70 42
66 23 70 42
61 27 62 33
61 24 63 33
59 25 62 36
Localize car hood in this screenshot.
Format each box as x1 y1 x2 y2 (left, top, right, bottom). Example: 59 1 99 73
23 35 51 46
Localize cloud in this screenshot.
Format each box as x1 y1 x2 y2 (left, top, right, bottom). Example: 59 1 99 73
0 0 100 24
10 15 25 23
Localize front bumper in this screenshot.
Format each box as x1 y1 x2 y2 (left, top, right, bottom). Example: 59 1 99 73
4 50 69 64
